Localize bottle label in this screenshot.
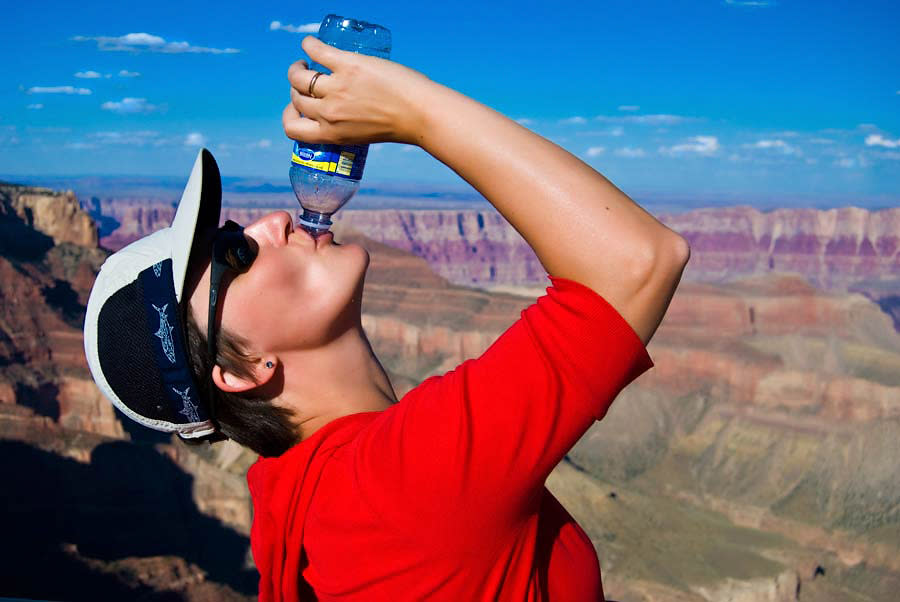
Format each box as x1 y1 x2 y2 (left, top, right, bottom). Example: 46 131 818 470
291 141 368 181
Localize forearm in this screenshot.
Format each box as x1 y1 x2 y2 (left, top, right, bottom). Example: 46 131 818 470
412 81 686 298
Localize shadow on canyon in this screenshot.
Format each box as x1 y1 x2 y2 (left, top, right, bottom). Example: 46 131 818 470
0 439 256 600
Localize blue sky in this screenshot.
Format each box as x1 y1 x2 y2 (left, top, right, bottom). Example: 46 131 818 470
1 0 899 206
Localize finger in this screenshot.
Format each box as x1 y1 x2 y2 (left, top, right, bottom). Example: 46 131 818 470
287 59 311 87
282 102 324 143
288 65 332 99
290 87 324 119
301 35 344 71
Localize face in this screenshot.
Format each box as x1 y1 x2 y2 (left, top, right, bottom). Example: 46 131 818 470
187 211 370 354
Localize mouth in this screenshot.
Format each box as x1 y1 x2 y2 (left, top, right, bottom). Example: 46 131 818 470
315 231 335 248
290 228 336 248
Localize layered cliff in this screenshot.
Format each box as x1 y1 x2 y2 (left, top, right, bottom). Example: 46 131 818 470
94 202 900 325
0 183 115 436
0 183 256 601
6 186 899 600
2 183 98 248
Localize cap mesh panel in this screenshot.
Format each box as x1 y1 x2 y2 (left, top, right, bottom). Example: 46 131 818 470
96 280 178 424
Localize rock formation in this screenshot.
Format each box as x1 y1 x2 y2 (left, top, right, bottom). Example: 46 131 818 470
0 183 256 600
3 184 898 600
93 201 900 330
1 183 98 248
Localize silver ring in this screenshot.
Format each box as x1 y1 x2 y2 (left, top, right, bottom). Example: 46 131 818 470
308 72 324 99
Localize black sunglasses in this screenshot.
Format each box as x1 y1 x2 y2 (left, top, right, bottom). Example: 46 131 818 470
206 220 258 425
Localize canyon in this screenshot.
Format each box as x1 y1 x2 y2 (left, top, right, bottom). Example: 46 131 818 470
0 185 897 600
86 198 900 330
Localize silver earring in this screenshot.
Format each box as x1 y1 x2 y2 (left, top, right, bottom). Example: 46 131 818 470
265 361 274 369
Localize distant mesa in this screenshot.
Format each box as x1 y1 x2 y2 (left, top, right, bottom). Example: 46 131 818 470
1 180 898 601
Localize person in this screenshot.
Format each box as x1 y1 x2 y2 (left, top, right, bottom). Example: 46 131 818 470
84 34 689 602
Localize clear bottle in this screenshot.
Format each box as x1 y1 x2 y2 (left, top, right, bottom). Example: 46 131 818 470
290 14 392 237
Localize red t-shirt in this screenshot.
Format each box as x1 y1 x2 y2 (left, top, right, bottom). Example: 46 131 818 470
248 276 654 601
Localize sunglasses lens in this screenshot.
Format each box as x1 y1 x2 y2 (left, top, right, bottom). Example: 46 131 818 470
214 223 258 272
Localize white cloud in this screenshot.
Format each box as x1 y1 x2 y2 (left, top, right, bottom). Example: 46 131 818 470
585 146 605 157
270 21 319 33
73 32 239 54
809 137 834 145
248 139 272 149
660 135 720 155
118 69 141 77
574 126 624 137
75 70 105 79
515 118 534 125
101 97 159 113
742 139 801 155
615 147 647 158
595 113 694 125
89 130 160 145
865 134 900 148
26 104 43 110
617 105 640 112
559 116 587 125
185 132 207 146
833 154 869 169
27 86 92 95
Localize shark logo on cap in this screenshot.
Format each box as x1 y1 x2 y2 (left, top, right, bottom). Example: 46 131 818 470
152 303 176 364
173 386 201 423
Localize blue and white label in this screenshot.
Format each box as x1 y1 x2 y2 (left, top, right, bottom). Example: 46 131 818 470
290 141 369 181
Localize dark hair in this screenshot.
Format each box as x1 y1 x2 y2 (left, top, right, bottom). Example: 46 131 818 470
181 306 301 457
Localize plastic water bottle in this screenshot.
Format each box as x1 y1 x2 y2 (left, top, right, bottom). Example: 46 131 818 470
290 14 392 237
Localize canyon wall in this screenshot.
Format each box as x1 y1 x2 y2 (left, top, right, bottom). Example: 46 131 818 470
95 200 900 335
94 200 900 296
2 186 898 600
0 184 256 600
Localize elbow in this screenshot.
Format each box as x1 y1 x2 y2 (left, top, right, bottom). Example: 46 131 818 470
663 231 691 269
638 230 690 271
631 231 690 287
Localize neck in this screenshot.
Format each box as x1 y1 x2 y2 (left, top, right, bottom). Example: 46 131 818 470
276 322 397 441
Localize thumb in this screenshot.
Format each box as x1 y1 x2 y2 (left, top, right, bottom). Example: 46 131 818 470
301 35 343 70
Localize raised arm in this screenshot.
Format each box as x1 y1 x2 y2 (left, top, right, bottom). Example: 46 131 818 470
411 83 689 344
285 36 689 343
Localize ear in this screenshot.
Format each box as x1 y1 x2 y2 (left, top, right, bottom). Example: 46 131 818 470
211 358 277 394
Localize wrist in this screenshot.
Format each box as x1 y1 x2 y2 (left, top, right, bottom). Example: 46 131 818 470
399 79 453 148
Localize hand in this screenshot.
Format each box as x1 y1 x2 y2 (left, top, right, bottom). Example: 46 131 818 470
284 36 434 147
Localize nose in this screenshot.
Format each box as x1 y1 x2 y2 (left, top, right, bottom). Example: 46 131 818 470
243 211 293 247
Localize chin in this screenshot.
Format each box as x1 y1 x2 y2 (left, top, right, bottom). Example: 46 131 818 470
340 243 370 315
345 242 370 275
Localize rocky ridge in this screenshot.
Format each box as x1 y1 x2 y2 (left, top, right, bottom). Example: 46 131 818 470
3 185 898 600
92 201 900 330
0 182 256 600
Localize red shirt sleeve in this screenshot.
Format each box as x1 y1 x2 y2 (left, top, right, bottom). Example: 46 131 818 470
354 275 654 532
